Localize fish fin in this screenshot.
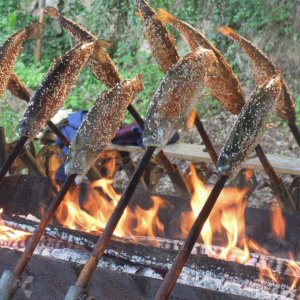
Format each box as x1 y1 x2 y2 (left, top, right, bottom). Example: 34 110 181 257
7 73 30 102
25 22 43 40
186 109 197 130
96 39 111 49
92 39 111 63
133 74 144 92
135 10 144 20
156 8 176 24
217 26 239 41
93 47 107 63
45 6 60 19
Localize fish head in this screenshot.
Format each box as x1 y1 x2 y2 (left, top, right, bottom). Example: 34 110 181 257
45 6 60 19
142 121 173 149
64 148 96 184
216 151 236 177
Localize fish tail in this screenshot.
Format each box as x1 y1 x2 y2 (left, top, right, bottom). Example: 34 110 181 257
133 74 144 92
217 26 240 42
45 6 60 19
156 8 177 25
136 0 156 19
92 39 111 63
186 109 197 130
135 10 144 20
25 23 43 40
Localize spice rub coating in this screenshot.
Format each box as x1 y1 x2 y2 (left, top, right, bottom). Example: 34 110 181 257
65 75 144 184
136 0 179 73
19 42 94 141
218 26 295 123
46 6 121 88
217 76 282 178
0 23 42 97
157 9 245 115
143 48 217 149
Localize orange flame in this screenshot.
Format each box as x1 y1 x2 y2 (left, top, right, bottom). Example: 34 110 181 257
271 206 286 239
0 209 31 244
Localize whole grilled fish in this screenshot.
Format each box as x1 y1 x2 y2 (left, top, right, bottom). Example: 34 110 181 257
216 75 282 178
218 26 295 123
157 9 245 115
19 42 94 141
143 48 217 149
136 0 179 73
65 75 144 184
7 73 30 102
46 6 121 88
0 23 42 97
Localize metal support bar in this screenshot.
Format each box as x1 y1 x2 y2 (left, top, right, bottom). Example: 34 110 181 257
64 147 156 298
0 136 28 184
255 144 296 212
0 127 8 167
288 122 300 149
18 147 47 177
154 175 228 300
14 174 76 275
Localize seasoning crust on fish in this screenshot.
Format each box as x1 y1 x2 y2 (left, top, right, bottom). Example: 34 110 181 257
218 26 295 123
216 75 282 178
19 42 94 141
157 9 245 115
65 75 144 184
46 6 121 88
0 23 42 97
143 48 217 149
136 0 179 73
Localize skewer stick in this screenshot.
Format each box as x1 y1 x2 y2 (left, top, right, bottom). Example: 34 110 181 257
0 174 76 300
65 146 156 299
128 103 190 195
288 122 300 149
154 175 228 300
0 136 28 183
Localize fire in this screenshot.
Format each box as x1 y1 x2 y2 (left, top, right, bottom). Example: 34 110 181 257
55 178 167 239
0 209 31 244
271 206 286 239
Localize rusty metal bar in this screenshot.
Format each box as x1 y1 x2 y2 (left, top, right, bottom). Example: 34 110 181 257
154 175 228 300
194 115 218 165
255 144 296 212
13 174 76 276
65 147 156 298
288 122 300 149
0 136 28 184
18 147 47 177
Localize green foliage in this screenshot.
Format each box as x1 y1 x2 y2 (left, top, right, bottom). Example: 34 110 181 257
0 0 298 138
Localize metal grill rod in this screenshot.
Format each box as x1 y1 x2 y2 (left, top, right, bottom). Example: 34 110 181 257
154 174 228 300
65 146 156 299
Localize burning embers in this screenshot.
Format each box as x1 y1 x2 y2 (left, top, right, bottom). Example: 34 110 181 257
1 162 299 292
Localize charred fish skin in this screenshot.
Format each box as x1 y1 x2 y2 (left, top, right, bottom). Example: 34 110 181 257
143 48 217 149
46 6 121 88
216 75 282 178
19 42 95 141
136 0 179 73
156 9 245 115
65 75 144 183
7 73 30 102
218 26 295 123
0 23 42 97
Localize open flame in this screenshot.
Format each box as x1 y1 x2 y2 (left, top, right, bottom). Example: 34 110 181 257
0 209 31 244
1 151 299 290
